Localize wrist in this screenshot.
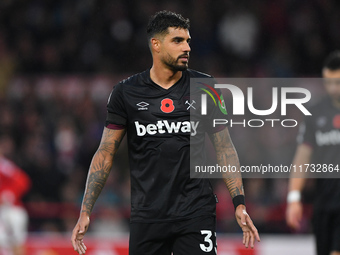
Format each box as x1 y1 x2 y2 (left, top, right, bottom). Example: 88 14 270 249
287 190 301 203
80 210 91 218
232 195 245 210
235 204 246 211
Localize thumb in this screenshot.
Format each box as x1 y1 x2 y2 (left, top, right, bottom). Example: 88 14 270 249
77 224 87 237
79 225 86 233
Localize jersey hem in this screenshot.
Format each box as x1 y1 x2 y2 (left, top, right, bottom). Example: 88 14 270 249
129 212 216 224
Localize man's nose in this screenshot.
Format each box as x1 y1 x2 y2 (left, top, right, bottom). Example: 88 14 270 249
183 41 191 52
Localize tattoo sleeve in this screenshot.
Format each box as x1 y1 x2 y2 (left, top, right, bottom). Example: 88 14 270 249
210 128 244 198
80 127 126 215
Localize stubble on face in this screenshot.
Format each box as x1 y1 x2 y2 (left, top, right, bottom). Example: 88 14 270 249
161 52 189 71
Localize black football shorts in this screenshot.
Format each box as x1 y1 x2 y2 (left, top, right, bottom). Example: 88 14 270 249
129 215 217 255
312 210 340 255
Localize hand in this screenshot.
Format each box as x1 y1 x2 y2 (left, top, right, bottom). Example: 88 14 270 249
71 213 90 254
286 201 303 230
235 205 260 248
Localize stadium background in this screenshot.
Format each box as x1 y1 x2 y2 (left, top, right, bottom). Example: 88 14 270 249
0 0 339 254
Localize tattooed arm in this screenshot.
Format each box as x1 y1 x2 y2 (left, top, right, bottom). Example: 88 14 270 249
209 127 243 198
210 128 260 248
71 127 126 254
80 127 126 215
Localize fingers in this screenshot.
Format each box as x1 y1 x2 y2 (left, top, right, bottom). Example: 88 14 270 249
243 231 250 248
241 213 260 249
71 226 79 251
287 216 299 229
286 209 294 228
286 203 302 230
243 228 257 249
76 240 87 255
250 232 255 249
73 236 87 254
71 225 88 254
290 212 301 229
246 215 260 242
245 218 257 249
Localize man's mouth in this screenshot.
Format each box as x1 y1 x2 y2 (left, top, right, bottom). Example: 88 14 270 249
178 55 189 62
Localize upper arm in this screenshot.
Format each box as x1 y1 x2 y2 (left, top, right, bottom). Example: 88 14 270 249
96 127 126 160
106 84 127 127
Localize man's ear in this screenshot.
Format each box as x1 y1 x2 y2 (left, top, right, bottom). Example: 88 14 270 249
150 38 161 53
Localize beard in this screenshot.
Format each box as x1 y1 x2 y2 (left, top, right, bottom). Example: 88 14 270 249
162 53 189 71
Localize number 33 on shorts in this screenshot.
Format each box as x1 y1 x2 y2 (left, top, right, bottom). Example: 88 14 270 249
200 230 217 254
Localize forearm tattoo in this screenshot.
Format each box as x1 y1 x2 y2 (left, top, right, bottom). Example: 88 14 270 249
212 129 244 198
81 128 125 215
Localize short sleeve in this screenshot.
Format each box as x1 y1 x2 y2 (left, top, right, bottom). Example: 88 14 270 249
296 116 315 148
106 83 127 128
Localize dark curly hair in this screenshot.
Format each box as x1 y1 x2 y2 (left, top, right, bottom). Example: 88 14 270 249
147 10 190 41
323 51 340 70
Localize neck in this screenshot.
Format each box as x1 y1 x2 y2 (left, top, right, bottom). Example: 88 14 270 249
150 64 183 89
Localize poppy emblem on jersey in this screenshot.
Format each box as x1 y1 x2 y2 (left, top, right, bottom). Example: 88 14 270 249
160 98 175 113
136 101 149 110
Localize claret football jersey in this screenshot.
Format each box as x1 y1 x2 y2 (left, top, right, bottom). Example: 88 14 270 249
106 69 226 222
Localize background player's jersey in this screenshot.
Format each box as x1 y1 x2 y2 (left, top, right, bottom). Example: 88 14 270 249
0 156 31 207
106 69 225 222
297 97 340 212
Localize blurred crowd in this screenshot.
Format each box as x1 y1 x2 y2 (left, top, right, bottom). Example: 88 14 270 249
0 0 339 235
1 0 340 79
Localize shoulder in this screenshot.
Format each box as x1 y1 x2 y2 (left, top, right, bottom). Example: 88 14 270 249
186 69 213 78
115 70 149 90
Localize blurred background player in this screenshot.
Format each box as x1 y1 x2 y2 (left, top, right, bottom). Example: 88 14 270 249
0 132 31 255
286 51 340 255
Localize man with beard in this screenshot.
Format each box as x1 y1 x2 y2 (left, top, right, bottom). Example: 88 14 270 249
286 51 340 255
71 10 260 255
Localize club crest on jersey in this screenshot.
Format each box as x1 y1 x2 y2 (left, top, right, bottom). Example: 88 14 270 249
185 100 196 110
160 98 175 113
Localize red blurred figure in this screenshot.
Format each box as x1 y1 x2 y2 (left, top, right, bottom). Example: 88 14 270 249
0 133 31 255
